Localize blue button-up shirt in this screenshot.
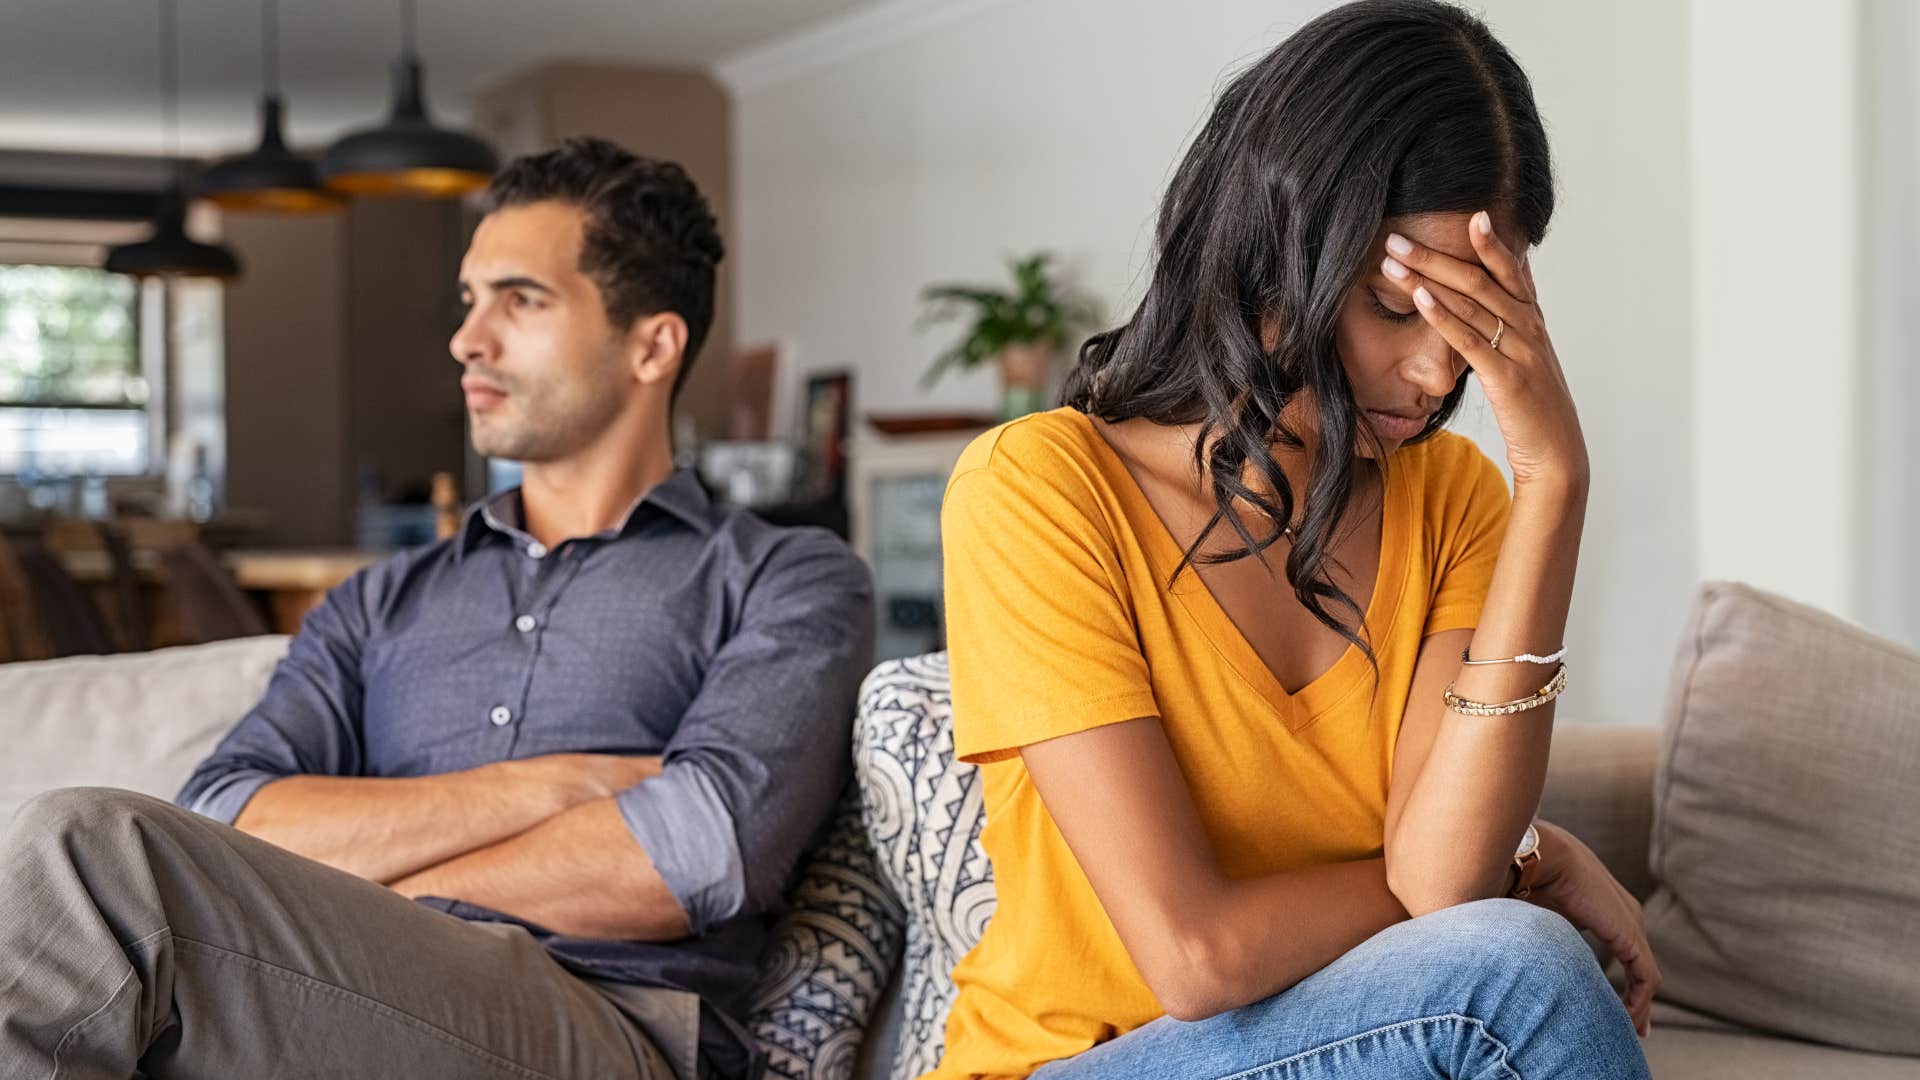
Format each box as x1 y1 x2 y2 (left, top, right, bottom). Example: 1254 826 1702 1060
177 469 875 1076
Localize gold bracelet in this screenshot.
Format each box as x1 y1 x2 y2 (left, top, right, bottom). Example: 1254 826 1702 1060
1443 663 1568 716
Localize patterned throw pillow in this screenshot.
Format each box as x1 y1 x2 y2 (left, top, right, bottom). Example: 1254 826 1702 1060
849 653 995 1080
748 780 908 1079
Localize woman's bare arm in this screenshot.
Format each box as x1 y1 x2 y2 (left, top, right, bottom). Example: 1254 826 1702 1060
1021 718 1408 1021
1377 215 1591 915
1383 486 1584 915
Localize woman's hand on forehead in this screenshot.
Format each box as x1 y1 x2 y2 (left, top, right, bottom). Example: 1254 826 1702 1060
1377 211 1589 491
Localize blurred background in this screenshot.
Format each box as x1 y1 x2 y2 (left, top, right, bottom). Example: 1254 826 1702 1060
0 0 1912 727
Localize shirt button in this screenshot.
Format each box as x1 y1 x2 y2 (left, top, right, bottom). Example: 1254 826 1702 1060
514 614 537 633
526 542 548 559
488 706 512 727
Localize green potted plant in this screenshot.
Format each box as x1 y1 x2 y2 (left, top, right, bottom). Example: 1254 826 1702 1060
918 252 1098 420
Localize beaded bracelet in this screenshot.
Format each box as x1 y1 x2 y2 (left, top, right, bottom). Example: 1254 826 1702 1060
1461 645 1567 666
1443 663 1568 716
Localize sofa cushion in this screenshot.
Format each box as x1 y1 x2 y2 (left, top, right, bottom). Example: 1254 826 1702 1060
0 635 289 822
851 653 992 1080
748 781 907 1080
1537 724 1661 901
1644 581 1920 1055
1643 1002 1920 1079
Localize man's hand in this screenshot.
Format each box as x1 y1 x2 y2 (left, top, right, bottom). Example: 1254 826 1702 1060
518 753 663 804
389 796 693 941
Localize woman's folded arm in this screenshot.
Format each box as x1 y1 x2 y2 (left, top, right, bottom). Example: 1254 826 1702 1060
1021 715 1410 1022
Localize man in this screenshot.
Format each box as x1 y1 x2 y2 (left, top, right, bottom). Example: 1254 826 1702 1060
0 137 874 1079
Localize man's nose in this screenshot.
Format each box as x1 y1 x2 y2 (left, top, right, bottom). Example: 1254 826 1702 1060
450 308 491 366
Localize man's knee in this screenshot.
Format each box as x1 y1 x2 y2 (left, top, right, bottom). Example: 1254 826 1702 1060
6 787 174 855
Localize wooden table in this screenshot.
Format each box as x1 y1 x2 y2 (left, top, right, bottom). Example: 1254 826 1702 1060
60 547 384 639
224 550 385 632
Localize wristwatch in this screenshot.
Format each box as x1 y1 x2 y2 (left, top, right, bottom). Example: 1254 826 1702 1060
1507 823 1541 899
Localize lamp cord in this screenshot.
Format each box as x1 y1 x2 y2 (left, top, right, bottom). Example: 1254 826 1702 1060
263 0 279 95
160 0 177 162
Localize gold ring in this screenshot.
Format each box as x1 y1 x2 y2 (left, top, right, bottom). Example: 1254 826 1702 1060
1488 317 1506 351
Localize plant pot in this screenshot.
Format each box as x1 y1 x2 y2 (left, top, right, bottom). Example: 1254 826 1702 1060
997 343 1053 420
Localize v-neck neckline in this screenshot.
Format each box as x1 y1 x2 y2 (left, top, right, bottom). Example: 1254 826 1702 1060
1070 409 1412 731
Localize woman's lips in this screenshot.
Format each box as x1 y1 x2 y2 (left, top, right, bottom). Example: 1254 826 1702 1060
1365 409 1428 440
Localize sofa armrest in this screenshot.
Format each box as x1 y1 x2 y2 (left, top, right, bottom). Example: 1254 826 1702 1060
1539 723 1661 900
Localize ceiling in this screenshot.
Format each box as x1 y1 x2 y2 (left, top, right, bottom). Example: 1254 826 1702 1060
0 0 888 158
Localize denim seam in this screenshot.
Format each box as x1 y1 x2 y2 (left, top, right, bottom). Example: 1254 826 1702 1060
170 935 564 1080
1211 1012 1521 1080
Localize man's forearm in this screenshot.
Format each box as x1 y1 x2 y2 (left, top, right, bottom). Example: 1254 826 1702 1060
389 797 692 941
234 754 660 884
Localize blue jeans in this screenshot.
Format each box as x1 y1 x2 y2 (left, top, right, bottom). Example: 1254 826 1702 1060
1031 899 1650 1080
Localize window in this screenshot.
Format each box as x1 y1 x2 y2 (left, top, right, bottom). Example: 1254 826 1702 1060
0 263 149 476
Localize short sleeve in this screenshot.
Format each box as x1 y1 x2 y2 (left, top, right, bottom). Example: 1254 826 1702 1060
1421 442 1513 638
941 446 1160 765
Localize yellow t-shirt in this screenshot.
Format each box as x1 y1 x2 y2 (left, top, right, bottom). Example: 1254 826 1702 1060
927 407 1511 1080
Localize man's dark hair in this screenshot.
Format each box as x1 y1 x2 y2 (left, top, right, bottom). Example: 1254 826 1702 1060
482 137 725 397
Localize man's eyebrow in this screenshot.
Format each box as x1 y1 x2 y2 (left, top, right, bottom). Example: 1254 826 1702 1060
458 275 558 296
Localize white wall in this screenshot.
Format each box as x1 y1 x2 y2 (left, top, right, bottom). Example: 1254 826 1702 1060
726 0 1705 724
1689 0 1868 628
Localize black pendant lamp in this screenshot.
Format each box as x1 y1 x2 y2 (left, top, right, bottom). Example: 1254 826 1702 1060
105 0 242 279
319 0 496 198
105 187 242 278
196 0 341 213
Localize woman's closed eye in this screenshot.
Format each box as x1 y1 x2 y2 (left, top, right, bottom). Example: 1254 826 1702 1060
1369 290 1419 324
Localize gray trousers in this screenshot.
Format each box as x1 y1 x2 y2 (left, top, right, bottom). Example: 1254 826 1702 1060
0 787 702 1080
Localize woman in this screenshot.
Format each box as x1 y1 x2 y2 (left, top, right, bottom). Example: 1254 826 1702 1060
932 2 1659 1077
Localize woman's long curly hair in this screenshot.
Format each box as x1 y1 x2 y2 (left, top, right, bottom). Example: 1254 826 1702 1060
1061 0 1555 672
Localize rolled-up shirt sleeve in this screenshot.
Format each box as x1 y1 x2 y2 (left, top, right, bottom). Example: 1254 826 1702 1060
616 529 874 935
175 569 371 823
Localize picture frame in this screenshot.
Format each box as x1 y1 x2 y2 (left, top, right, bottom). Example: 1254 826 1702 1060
797 370 851 502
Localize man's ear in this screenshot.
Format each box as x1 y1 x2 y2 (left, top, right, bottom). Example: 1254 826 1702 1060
627 311 688 391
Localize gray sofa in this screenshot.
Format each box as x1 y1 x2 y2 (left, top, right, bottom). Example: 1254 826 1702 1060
2 580 1915 1078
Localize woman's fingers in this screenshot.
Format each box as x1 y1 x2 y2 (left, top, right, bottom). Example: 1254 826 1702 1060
1387 222 1534 330
1381 259 1498 343
1466 211 1531 303
1627 944 1661 1036
1598 925 1652 1034
1554 864 1661 1038
1605 900 1662 1038
1410 283 1514 377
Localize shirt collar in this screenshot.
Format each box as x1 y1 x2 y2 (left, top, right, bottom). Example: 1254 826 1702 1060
455 467 714 560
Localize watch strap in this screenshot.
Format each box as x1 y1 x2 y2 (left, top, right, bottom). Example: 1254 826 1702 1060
1507 823 1542 899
